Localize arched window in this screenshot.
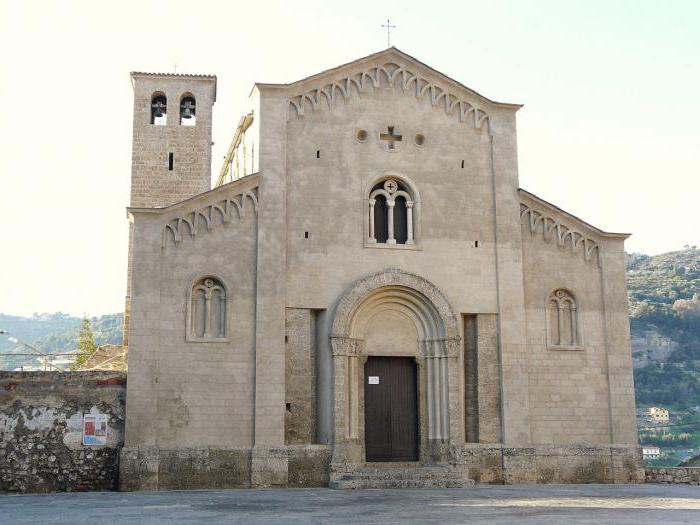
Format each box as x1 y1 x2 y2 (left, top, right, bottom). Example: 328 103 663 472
151 93 167 125
547 289 580 348
188 277 227 341
368 178 415 245
180 94 196 126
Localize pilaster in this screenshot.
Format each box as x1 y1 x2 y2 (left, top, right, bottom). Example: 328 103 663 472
599 238 638 444
252 88 287 454
489 109 530 445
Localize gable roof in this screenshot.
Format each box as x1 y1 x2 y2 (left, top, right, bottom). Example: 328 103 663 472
255 47 521 109
519 188 631 239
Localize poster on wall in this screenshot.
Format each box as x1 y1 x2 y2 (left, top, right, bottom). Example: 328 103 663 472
82 414 107 446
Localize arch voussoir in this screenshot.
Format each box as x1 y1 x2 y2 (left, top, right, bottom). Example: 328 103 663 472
331 268 459 340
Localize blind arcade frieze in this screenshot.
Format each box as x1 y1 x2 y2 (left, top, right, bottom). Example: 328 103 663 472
164 190 258 246
520 203 601 265
288 62 490 131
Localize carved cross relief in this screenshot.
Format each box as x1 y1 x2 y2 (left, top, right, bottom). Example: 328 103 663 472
379 126 402 149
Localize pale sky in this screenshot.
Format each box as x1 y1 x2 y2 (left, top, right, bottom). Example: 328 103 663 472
1 0 698 317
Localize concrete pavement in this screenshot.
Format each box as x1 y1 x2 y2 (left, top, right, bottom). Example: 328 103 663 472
1 484 699 524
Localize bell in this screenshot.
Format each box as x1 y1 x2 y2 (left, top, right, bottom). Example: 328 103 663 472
152 101 166 118
181 107 193 119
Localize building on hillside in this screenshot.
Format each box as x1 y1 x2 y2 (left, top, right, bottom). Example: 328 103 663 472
74 345 128 371
648 407 670 423
679 453 700 466
642 446 661 460
119 48 642 490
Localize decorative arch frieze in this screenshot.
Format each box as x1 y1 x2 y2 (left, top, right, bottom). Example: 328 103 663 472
164 190 258 246
288 62 490 132
520 204 601 265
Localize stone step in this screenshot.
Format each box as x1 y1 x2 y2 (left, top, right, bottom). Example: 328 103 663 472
329 464 474 489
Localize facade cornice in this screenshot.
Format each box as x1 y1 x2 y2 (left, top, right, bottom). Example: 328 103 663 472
518 188 631 240
127 173 259 217
254 47 521 110
130 72 217 101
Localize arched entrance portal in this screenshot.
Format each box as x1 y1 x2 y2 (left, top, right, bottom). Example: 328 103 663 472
330 269 462 470
364 356 419 461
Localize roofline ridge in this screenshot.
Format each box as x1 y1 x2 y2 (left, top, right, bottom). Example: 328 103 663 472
130 71 217 79
254 47 522 109
519 188 631 239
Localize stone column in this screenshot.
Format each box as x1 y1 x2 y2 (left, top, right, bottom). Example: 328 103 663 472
368 199 376 242
330 336 363 470
438 351 449 440
316 310 333 445
557 303 565 345
406 201 415 244
203 288 212 338
423 340 441 441
423 339 455 463
387 200 396 244
445 337 463 443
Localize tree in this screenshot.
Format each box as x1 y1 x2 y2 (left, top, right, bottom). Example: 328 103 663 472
71 317 98 370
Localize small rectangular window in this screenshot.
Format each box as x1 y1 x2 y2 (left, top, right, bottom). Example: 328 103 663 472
316 150 320 159
168 152 174 171
461 160 465 169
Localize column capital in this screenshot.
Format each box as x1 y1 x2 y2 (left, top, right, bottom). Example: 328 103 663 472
330 336 362 357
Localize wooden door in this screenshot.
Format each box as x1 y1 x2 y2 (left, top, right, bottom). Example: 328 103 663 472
364 357 418 462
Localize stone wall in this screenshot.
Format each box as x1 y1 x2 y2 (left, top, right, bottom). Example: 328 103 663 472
464 444 644 484
475 314 501 443
646 467 700 485
125 175 259 452
285 308 317 444
119 445 331 490
0 371 126 493
464 314 501 444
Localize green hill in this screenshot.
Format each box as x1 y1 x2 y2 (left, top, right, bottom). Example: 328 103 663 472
0 313 123 370
627 247 700 409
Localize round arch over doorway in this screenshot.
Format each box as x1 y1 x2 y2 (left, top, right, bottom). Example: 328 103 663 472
330 268 462 468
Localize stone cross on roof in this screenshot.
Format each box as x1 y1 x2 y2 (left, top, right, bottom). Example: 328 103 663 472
381 19 396 47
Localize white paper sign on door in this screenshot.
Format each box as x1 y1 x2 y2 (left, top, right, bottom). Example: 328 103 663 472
368 376 379 385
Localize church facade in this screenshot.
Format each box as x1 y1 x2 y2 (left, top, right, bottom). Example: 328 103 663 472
120 48 642 490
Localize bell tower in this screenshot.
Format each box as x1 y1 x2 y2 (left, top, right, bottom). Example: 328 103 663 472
129 72 217 208
124 72 217 346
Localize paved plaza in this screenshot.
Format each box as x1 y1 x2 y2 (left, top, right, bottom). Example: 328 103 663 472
1 484 698 524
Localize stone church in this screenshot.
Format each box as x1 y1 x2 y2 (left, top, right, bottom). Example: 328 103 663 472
119 48 642 490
